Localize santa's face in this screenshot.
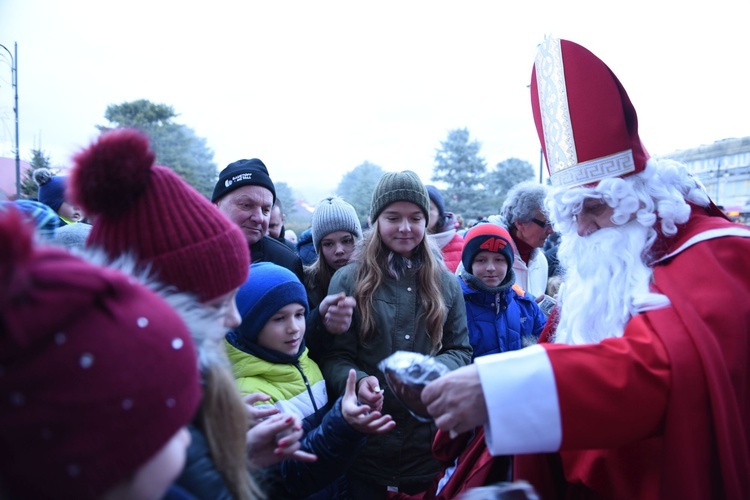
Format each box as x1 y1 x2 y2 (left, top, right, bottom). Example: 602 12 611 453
575 198 616 237
548 186 654 345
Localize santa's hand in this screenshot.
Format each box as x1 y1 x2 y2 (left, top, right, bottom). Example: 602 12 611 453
243 392 279 428
342 369 396 434
421 364 488 435
357 374 384 412
320 293 356 334
247 414 317 467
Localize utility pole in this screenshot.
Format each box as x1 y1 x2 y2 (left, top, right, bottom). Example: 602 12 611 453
0 42 19 198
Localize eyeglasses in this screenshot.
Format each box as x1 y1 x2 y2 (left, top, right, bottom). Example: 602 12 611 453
530 218 553 229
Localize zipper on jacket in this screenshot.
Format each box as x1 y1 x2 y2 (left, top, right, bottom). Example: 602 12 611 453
294 362 320 413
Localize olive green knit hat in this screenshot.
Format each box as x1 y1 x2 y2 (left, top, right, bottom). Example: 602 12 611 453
370 170 430 224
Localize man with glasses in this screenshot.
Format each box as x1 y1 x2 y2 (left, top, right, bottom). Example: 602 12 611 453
490 180 554 299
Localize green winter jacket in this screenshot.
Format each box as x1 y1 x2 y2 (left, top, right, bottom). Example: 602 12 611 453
225 342 328 422
321 261 472 488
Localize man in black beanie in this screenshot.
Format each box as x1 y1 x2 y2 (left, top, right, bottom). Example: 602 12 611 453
213 159 303 282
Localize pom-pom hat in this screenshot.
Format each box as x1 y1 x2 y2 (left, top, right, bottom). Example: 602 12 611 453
370 170 430 224
69 129 250 302
32 167 67 213
311 196 363 253
461 223 515 274
531 38 650 188
0 208 201 499
212 158 276 203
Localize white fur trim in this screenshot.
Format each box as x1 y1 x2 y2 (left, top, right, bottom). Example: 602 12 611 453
477 345 562 455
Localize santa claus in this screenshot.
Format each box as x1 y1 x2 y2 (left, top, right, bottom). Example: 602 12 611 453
422 38 750 499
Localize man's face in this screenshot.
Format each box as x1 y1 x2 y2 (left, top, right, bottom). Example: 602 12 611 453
268 205 284 239
215 185 273 246
575 198 616 237
514 209 554 248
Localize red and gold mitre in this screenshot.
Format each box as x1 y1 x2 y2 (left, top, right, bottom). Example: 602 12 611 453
531 38 650 188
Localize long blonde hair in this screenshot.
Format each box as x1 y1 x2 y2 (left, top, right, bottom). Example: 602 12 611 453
353 219 447 354
198 354 265 500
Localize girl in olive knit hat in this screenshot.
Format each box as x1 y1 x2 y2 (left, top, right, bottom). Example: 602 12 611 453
320 170 473 497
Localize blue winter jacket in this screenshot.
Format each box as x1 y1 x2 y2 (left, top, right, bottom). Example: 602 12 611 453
459 277 546 359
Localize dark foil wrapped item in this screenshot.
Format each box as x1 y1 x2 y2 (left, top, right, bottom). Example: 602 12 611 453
378 351 449 422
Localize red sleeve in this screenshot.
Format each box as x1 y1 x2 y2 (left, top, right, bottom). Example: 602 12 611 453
544 313 671 450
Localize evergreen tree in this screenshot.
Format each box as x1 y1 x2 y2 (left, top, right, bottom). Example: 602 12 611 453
485 157 536 210
336 161 386 227
20 148 52 199
99 99 218 197
432 128 489 219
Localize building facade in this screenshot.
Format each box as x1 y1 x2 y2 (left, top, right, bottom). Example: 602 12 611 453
659 137 750 221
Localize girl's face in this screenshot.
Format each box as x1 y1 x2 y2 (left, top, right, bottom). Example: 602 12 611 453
377 201 426 258
103 426 191 500
257 303 306 356
205 288 241 329
320 230 356 270
471 250 508 288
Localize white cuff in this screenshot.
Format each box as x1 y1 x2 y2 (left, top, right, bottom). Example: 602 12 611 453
476 344 562 455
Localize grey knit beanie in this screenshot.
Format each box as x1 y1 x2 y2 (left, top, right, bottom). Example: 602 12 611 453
311 197 363 253
370 170 430 224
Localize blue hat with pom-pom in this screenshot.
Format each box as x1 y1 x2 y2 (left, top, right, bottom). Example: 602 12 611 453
32 168 67 213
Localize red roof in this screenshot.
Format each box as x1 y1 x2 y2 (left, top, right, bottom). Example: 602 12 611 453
0 157 32 199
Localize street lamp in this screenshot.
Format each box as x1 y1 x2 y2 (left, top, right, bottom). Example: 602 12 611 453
0 42 19 198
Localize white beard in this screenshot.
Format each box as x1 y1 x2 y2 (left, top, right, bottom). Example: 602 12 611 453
553 220 660 345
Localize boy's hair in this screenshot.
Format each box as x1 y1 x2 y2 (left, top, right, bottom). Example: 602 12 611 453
235 262 309 344
353 218 447 354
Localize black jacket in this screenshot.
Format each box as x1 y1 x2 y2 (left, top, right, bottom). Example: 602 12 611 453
250 236 304 283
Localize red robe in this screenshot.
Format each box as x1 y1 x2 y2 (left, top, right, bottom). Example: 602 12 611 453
514 206 750 499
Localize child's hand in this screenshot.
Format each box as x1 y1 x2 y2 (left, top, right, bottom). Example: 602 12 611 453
320 293 356 334
243 392 280 428
246 413 317 467
356 374 385 411
342 369 396 434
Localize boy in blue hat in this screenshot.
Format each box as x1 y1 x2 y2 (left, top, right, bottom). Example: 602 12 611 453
226 262 395 498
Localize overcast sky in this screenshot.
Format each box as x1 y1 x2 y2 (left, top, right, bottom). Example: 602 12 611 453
1 0 749 203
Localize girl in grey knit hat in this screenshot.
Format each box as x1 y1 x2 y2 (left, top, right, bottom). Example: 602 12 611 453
303 196 363 363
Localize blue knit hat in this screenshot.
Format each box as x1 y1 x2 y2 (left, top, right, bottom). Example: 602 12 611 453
32 168 67 213
2 200 59 239
426 185 445 219
234 262 309 345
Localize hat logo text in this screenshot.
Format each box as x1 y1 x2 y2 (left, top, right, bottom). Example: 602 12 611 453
479 237 507 252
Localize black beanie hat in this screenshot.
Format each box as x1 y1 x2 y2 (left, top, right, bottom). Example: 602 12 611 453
370 170 430 224
212 158 276 203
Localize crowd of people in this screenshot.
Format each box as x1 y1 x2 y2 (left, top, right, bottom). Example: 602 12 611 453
1 36 748 500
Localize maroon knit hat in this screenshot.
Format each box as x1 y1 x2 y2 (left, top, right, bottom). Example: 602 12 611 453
0 208 202 499
69 129 250 302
